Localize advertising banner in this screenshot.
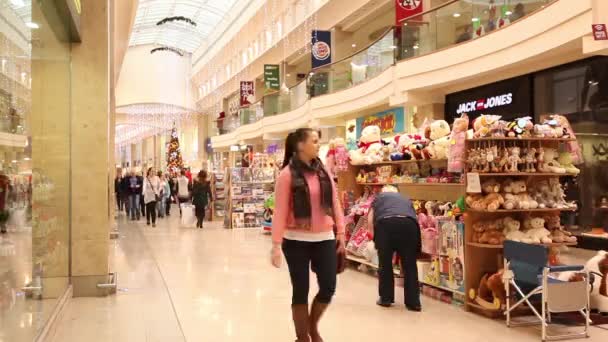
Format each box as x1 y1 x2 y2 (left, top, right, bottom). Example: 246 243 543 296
311 30 332 69
240 81 254 107
264 64 280 93
395 0 423 25
356 107 405 139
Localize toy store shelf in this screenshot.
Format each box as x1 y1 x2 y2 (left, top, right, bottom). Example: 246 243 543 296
346 255 400 276
467 242 577 249
466 208 576 213
351 159 447 167
421 281 465 296
357 182 464 187
476 172 578 177
466 137 576 142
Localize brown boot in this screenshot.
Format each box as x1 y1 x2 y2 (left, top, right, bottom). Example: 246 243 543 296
292 304 311 342
309 298 329 342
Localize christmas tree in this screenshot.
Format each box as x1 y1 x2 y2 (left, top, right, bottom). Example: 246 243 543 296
167 125 184 175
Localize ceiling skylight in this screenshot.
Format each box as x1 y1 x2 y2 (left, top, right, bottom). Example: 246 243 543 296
129 0 239 54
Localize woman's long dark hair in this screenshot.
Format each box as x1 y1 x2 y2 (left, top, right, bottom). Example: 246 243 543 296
147 167 154 177
282 128 314 169
198 170 209 184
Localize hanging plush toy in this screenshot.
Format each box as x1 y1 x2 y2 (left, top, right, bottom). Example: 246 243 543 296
448 114 469 173
333 138 350 172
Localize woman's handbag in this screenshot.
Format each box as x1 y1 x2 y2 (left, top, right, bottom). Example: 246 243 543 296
147 178 160 202
334 224 346 274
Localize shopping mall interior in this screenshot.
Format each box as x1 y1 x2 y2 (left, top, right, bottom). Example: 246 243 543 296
1 0 608 341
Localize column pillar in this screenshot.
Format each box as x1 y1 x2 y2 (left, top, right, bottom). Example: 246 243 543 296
69 0 111 297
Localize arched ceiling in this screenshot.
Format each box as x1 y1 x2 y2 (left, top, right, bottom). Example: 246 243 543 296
129 0 239 53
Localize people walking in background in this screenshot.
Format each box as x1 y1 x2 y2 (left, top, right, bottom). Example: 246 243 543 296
115 174 123 211
157 171 166 219
271 128 345 342
166 173 175 216
120 173 131 215
510 3 525 21
128 171 141 220
137 172 145 218
143 168 160 227
177 169 191 217
192 170 213 228
367 186 422 312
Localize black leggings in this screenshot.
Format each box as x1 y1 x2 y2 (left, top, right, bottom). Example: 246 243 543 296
195 205 205 227
146 201 157 224
282 239 337 305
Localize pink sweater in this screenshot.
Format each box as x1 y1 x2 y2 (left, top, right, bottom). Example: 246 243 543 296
272 167 345 244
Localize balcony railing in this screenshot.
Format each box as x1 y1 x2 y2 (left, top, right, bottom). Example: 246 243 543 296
263 80 309 117
397 0 554 60
214 0 556 136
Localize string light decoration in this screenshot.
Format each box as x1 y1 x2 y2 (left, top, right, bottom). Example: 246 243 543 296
166 124 184 175
114 103 199 147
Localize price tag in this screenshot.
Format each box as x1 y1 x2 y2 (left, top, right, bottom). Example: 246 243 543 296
466 173 482 193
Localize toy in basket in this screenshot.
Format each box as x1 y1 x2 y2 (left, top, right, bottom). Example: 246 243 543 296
180 203 197 227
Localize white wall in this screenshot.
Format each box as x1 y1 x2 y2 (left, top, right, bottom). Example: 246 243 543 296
116 44 194 109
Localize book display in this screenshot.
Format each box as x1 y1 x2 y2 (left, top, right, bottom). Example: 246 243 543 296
224 167 276 229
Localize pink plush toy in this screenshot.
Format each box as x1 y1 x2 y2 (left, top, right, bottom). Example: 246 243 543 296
448 113 469 173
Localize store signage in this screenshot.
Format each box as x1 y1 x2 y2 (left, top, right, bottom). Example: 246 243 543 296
395 0 423 25
264 64 280 93
240 81 254 107
311 30 332 68
445 75 532 123
356 107 405 139
592 24 608 40
456 93 513 114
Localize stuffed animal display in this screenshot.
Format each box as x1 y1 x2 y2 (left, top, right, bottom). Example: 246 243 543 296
473 215 576 246
466 178 575 212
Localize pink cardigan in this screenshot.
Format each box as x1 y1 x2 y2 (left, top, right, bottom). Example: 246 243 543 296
272 167 345 244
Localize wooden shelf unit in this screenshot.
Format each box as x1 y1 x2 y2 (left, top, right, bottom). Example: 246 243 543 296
463 135 579 315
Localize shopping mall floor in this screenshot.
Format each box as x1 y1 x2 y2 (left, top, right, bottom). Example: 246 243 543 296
48 215 608 342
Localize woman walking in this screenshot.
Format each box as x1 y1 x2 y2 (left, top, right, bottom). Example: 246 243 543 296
192 170 213 228
143 167 160 227
271 128 345 342
157 171 167 219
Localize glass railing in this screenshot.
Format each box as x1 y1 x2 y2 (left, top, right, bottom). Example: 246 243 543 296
263 80 309 117
308 27 396 97
397 0 554 60
238 100 264 126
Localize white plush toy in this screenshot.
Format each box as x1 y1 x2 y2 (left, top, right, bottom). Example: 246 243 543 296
524 217 552 244
428 120 451 141
585 250 608 313
541 148 566 173
427 136 451 159
502 217 534 244
349 125 383 165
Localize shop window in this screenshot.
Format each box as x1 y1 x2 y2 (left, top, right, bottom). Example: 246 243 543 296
534 57 608 233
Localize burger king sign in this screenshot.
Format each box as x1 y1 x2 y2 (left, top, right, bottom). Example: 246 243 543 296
311 30 332 68
395 0 423 25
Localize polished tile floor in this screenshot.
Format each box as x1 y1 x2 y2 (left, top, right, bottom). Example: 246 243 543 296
50 214 608 341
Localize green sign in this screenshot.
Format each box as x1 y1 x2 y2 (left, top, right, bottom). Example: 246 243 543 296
264 64 280 92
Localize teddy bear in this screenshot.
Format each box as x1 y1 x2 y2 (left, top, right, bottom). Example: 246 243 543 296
426 120 451 141
544 215 577 243
426 136 450 160
448 113 469 173
478 220 505 244
530 180 554 209
557 152 580 175
471 270 507 310
349 125 383 165
540 148 566 173
506 147 521 172
524 217 552 244
482 179 501 194
473 115 501 138
501 179 537 210
502 216 534 243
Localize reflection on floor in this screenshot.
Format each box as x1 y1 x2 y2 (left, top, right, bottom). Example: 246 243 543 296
0 228 58 342
51 214 608 342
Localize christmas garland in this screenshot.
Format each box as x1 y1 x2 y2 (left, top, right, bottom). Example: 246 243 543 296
156 16 197 27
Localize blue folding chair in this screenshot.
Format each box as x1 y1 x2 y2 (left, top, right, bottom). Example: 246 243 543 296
503 240 591 341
